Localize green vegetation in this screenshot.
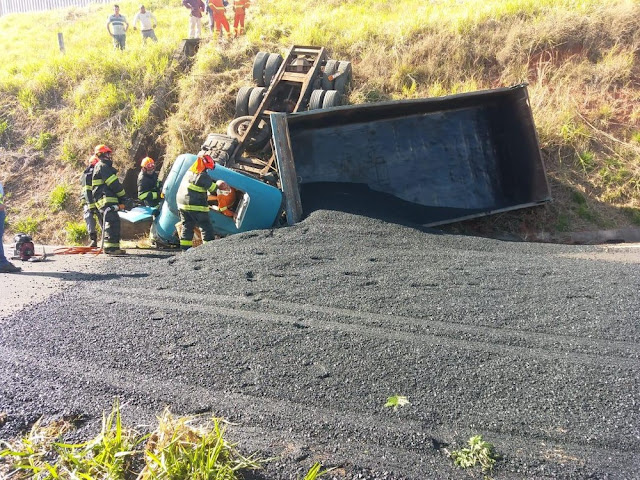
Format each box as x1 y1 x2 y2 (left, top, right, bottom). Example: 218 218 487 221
49 183 73 211
448 435 499 476
64 220 87 244
302 462 334 479
384 395 410 411
27 131 55 151
1 0 639 242
12 216 40 236
0 401 264 479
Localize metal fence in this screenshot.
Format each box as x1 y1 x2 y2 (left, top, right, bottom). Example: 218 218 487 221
0 0 111 16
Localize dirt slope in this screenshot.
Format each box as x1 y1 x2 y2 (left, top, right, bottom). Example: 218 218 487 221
1 211 639 478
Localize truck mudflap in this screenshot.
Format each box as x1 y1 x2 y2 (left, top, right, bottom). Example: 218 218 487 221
151 154 283 246
272 84 551 227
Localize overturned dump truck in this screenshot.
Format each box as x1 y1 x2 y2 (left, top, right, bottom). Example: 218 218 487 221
138 45 550 247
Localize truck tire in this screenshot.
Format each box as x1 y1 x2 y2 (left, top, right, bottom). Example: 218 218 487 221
333 61 352 95
308 89 326 110
235 86 253 118
226 116 271 152
322 59 339 90
263 53 283 87
248 87 265 115
252 52 269 86
322 90 342 108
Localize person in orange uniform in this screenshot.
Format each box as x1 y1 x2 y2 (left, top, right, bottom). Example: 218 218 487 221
210 180 237 217
232 0 249 37
208 0 230 40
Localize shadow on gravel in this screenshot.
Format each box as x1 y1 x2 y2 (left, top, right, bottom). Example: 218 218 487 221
15 272 150 281
302 183 454 234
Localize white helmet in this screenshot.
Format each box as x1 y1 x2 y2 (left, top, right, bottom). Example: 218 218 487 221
216 180 231 195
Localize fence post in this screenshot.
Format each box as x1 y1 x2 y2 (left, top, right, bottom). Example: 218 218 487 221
58 32 65 53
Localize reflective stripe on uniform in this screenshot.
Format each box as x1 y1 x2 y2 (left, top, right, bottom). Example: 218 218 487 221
103 242 120 248
105 174 118 186
178 203 209 212
140 191 158 200
180 239 193 247
187 183 207 193
96 196 119 208
92 179 105 186
116 189 126 197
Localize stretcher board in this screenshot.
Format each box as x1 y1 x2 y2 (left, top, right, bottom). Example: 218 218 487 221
119 206 155 223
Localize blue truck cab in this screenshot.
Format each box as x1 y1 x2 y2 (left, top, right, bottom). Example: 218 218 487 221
149 153 283 247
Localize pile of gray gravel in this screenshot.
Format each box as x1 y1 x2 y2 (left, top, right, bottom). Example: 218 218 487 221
1 210 639 479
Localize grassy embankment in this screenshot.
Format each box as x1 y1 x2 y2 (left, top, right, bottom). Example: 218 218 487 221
0 0 639 244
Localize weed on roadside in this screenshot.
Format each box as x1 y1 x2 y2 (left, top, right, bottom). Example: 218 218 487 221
49 183 73 212
384 395 410 411
302 461 335 479
447 434 499 478
0 400 266 480
11 216 39 236
65 221 88 245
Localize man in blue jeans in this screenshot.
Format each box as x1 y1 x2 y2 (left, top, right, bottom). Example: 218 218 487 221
0 181 22 273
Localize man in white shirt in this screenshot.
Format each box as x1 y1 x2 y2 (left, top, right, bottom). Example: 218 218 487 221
132 5 158 43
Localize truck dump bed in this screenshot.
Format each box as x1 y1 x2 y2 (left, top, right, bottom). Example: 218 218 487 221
273 84 551 227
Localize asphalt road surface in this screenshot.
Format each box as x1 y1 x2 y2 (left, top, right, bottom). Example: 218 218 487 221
1 211 639 479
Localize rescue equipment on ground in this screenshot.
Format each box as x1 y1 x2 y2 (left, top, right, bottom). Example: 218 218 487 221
13 233 35 261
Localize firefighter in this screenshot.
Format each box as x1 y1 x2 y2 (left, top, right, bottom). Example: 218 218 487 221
208 0 230 40
210 180 236 217
82 154 100 247
91 145 131 255
176 155 218 250
137 156 162 209
232 0 248 37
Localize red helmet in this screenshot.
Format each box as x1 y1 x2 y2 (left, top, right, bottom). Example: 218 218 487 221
141 157 155 170
201 154 215 170
94 144 112 155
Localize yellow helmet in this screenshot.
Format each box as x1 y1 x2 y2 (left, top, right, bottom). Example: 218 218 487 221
141 157 155 170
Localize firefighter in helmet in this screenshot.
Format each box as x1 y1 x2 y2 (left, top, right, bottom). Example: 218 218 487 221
91 145 131 255
81 154 100 247
176 155 219 250
137 156 163 210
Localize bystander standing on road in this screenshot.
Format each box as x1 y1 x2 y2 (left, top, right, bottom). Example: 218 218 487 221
107 4 129 50
0 181 22 273
132 5 158 43
182 0 205 39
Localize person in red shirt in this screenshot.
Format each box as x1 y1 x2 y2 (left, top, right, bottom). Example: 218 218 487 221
209 0 231 41
232 0 249 37
182 0 205 38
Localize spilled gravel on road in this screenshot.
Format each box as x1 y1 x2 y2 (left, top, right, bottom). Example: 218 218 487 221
1 210 639 479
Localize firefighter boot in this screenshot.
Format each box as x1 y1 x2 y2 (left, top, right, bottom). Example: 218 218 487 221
88 232 98 248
